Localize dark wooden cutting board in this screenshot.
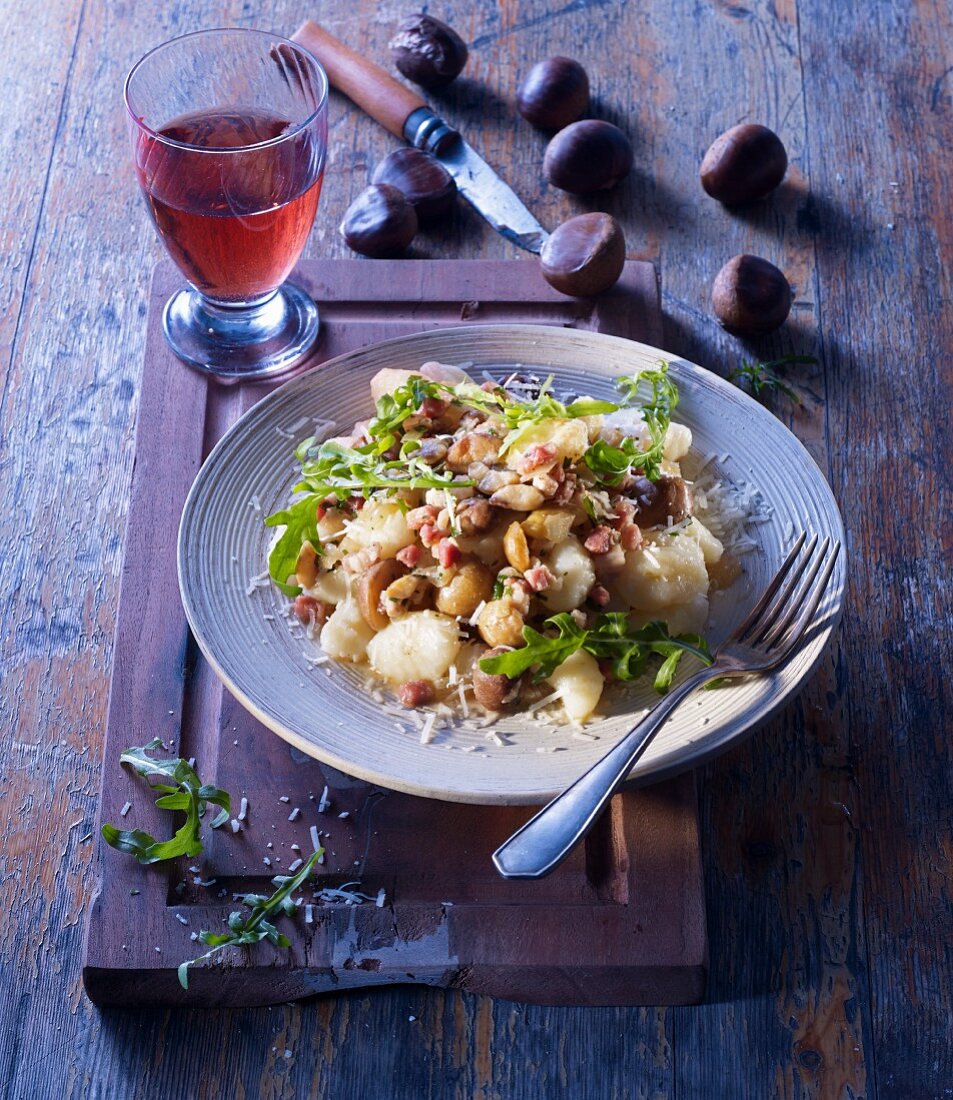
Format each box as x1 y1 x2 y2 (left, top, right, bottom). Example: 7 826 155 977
82 258 707 1007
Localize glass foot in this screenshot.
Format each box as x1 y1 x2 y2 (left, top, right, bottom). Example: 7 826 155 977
162 281 320 381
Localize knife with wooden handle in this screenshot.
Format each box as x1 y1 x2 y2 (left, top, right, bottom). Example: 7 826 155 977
292 19 550 253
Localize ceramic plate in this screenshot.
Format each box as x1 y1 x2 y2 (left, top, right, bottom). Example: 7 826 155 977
178 325 846 804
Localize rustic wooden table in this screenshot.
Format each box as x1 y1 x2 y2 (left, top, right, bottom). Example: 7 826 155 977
2 1 950 1097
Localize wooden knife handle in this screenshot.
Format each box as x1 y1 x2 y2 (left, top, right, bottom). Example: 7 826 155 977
292 19 427 140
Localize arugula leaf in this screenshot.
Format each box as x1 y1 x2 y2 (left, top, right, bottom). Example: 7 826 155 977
366 376 439 454
583 363 679 486
727 355 816 405
178 848 322 989
101 739 230 865
479 613 711 693
264 492 322 596
586 617 711 690
299 441 471 498
481 614 589 681
583 437 645 487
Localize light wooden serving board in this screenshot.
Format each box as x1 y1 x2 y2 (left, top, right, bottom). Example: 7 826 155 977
82 258 708 1007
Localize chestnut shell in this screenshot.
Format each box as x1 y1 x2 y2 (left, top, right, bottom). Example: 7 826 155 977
543 120 632 193
700 123 788 205
371 147 457 223
711 254 793 335
340 184 418 258
540 212 626 297
389 14 468 90
517 57 590 131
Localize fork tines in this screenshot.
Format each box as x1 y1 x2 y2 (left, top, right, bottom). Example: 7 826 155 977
733 532 841 657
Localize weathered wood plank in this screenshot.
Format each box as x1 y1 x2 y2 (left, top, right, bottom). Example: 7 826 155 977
0 0 85 380
797 1 953 1096
606 3 875 1095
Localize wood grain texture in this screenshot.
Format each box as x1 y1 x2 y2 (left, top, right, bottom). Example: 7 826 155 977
0 0 949 1097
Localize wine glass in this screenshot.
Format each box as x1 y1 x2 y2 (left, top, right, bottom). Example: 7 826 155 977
124 29 329 380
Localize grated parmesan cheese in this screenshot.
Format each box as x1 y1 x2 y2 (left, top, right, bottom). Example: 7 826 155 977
525 688 563 715
419 712 437 745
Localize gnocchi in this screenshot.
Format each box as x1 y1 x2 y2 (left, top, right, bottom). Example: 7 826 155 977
321 599 376 662
341 499 415 558
541 536 596 613
547 648 604 722
367 611 462 683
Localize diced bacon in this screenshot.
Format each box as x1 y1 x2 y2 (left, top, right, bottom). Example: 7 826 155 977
514 443 558 475
610 499 635 528
524 564 555 592
620 522 642 551
396 545 422 568
346 495 366 512
293 596 329 625
315 505 327 522
436 537 461 569
342 544 381 574
419 523 440 548
584 525 616 554
406 505 439 530
420 397 448 419
398 680 435 708
588 584 611 607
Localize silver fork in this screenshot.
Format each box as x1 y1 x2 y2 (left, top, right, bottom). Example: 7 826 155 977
493 532 842 879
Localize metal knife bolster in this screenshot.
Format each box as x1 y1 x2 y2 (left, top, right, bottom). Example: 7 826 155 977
403 107 459 155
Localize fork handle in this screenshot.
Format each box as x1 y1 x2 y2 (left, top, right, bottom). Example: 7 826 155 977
492 667 718 879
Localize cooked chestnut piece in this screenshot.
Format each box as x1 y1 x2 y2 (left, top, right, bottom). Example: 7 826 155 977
711 254 793 335
389 13 468 89
540 212 625 296
371 148 457 223
517 57 590 130
473 646 521 711
340 184 418 258
700 123 788 205
543 119 632 193
629 475 693 528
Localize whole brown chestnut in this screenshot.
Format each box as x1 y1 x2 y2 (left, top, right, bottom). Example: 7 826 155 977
700 123 788 205
540 212 626 297
543 120 632 193
389 14 468 90
711 254 793 335
340 184 418 258
371 148 457 223
517 57 590 131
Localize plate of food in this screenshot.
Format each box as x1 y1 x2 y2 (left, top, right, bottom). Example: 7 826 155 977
177 325 846 804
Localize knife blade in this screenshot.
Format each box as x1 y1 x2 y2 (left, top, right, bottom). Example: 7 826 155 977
292 20 550 254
